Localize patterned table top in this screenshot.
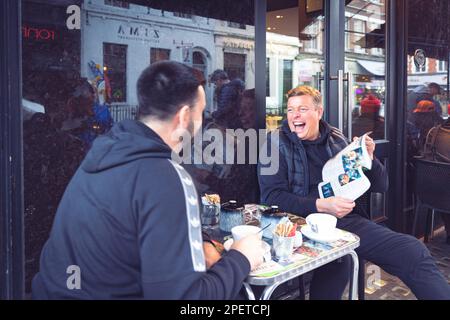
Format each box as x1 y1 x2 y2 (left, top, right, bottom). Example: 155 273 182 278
202 210 360 286
246 227 360 286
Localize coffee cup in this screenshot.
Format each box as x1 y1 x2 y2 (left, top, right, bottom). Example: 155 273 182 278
306 213 337 236
231 225 262 241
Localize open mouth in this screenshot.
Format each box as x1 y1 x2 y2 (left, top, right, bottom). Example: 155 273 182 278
293 121 306 131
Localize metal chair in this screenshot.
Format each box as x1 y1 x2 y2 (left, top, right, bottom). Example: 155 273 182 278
412 157 450 242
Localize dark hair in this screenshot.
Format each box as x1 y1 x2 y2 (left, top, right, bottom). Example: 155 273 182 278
191 68 206 87
209 69 229 83
137 61 201 121
428 82 441 94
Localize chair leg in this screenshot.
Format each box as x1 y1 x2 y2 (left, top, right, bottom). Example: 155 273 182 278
412 200 421 237
358 259 366 300
430 209 435 240
424 209 431 243
297 275 306 300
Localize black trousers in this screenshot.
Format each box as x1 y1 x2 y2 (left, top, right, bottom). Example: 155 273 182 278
312 213 450 300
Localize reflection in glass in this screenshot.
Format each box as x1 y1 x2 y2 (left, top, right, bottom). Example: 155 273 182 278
405 0 449 223
345 0 386 141
266 4 325 131
22 0 257 292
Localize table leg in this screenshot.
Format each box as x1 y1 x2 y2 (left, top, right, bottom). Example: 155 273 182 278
243 283 256 300
347 250 360 300
260 284 280 300
243 282 281 300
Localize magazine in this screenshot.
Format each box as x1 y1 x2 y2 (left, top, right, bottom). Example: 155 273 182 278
318 132 372 201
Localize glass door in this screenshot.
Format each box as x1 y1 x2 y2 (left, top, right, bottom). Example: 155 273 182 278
266 0 390 223
266 0 325 130
344 0 388 222
405 0 450 237
21 0 257 295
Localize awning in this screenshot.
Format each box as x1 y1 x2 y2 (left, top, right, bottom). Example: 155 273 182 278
357 1 450 62
357 60 385 77
345 60 385 77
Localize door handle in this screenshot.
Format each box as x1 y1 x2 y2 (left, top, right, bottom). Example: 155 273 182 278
337 69 344 131
347 71 354 140
316 72 324 92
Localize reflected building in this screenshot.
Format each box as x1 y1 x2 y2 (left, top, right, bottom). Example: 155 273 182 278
81 0 256 119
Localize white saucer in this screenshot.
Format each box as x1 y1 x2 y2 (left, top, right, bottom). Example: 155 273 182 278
301 225 340 243
224 239 271 255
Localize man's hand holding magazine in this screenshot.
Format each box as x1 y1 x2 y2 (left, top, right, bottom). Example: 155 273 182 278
316 132 375 218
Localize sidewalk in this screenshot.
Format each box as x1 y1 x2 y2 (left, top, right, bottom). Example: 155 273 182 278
342 227 450 300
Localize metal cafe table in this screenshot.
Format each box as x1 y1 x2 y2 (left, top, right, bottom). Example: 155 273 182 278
243 228 360 300
204 214 360 300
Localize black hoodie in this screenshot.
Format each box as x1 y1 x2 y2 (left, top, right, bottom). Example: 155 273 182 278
32 119 250 299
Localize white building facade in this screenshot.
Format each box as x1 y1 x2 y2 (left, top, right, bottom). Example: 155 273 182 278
80 0 256 115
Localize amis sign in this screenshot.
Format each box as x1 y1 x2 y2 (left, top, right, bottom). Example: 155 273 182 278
117 25 161 43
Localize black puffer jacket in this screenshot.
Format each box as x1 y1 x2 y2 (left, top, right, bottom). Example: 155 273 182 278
258 120 389 217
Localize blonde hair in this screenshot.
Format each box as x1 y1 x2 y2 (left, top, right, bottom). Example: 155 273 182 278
286 85 322 108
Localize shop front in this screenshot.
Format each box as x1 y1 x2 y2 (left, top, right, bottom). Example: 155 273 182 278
1 0 449 299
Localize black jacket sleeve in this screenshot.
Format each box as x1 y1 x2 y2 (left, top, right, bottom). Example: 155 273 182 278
365 156 389 193
138 161 250 300
142 249 250 300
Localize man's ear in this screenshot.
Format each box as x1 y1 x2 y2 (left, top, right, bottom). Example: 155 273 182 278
318 106 324 120
175 105 191 130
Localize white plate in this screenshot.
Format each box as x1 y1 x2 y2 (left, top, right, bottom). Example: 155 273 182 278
301 225 341 244
224 239 271 256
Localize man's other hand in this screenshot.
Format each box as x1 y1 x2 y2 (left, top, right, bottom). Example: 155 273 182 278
353 135 375 160
203 242 221 269
230 234 264 271
316 197 355 218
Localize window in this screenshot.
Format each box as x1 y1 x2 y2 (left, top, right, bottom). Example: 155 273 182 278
303 21 319 52
227 21 246 29
345 20 350 51
150 48 170 64
192 51 207 82
173 12 192 19
103 43 127 102
224 52 246 81
104 0 129 9
266 58 270 97
19 0 257 297
353 20 366 53
371 47 384 56
438 60 447 72
368 22 384 56
281 59 293 113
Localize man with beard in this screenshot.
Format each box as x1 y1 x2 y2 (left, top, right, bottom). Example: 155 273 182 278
32 61 264 299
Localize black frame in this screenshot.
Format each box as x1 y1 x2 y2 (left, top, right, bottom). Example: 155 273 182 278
386 0 408 233
0 0 411 299
255 0 266 130
0 0 24 300
325 0 402 229
324 0 345 126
